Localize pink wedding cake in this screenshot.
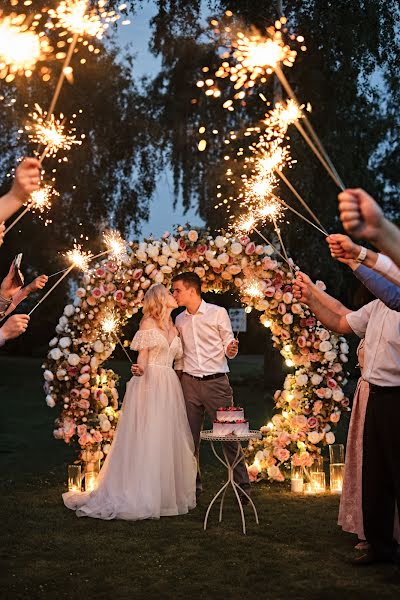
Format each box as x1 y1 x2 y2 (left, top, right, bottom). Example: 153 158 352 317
213 407 249 436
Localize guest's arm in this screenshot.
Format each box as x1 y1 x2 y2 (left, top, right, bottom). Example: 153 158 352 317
0 158 41 222
338 188 400 266
352 265 400 311
293 272 353 334
4 274 48 317
0 314 30 346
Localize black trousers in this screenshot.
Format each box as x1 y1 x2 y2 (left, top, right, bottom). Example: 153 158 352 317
362 385 400 557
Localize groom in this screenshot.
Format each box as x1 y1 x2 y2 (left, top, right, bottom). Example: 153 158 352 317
172 272 251 499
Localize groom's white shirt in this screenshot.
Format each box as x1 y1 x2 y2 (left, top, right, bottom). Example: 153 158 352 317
175 300 235 377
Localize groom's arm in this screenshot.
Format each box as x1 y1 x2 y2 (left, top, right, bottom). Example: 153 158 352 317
218 308 238 359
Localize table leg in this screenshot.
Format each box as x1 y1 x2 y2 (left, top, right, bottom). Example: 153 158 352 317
222 444 247 535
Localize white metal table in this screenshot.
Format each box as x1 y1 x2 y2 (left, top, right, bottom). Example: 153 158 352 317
200 429 262 535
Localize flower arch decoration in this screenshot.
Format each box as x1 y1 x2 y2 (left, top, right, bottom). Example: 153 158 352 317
43 227 350 482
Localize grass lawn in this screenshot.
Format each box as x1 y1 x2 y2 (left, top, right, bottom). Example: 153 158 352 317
0 357 398 600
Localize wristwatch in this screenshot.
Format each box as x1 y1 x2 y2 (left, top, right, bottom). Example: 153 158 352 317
356 246 367 263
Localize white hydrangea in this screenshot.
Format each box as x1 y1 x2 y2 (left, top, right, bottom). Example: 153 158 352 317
214 236 226 248
46 395 56 407
68 353 80 366
63 305 75 317
49 337 58 347
49 348 62 361
44 370 54 382
230 242 243 255
59 337 72 349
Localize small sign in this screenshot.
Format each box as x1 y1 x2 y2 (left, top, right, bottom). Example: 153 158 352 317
229 308 247 333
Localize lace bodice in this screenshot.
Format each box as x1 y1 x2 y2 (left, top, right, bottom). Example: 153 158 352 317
130 328 183 368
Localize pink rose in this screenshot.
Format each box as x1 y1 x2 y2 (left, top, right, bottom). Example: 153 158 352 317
77 424 87 436
87 296 97 306
78 399 90 410
78 433 93 446
245 242 256 255
264 286 275 297
274 447 290 462
315 388 326 399
92 430 103 443
239 235 250 245
92 288 103 298
95 268 106 278
282 313 293 325
330 412 340 423
262 257 277 270
133 269 143 279
106 261 118 272
306 317 316 327
78 373 90 385
80 365 90 374
80 388 90 399
297 336 307 348
247 464 260 483
197 244 207 255
67 366 79 377
277 302 287 315
114 290 124 302
178 238 186 250
327 377 337 389
307 417 318 428
341 398 350 407
276 433 291 447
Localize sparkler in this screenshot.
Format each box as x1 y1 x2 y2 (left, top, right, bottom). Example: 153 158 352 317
0 12 51 82
102 230 128 263
242 278 265 300
26 104 83 163
65 243 93 272
28 265 74 316
4 184 58 234
101 309 133 363
234 214 291 267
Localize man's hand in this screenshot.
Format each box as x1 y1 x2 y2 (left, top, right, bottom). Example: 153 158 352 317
0 314 30 341
131 364 144 377
326 234 361 264
338 188 384 241
11 157 41 204
26 274 48 293
226 339 239 359
0 222 5 247
293 272 315 306
0 261 22 299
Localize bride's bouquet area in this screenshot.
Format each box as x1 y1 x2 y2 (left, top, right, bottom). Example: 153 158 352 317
43 226 349 481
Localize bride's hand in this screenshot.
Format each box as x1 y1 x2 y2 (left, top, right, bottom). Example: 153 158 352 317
131 364 144 377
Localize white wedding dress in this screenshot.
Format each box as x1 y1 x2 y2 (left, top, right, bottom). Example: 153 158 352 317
63 329 197 520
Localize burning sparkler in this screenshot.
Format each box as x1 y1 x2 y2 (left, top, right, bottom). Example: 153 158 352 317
4 184 59 234
65 243 93 271
0 12 51 82
26 104 83 163
101 309 133 363
103 230 127 263
48 0 121 39
242 278 265 300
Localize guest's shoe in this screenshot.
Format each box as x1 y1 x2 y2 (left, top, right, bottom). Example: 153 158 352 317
352 550 396 566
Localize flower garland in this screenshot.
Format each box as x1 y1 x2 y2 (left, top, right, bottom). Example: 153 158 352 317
43 226 349 478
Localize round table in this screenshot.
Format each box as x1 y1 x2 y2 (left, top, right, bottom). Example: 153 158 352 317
200 429 262 535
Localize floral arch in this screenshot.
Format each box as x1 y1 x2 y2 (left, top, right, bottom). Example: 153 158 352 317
43 226 350 482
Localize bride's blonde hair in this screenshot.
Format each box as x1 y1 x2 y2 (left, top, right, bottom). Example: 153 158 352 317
142 284 171 327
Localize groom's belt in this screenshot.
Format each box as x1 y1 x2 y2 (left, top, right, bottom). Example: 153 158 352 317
183 372 226 381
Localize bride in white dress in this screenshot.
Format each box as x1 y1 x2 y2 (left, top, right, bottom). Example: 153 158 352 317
63 284 197 520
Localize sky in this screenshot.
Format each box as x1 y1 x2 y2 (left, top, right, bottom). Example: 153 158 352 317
117 2 205 238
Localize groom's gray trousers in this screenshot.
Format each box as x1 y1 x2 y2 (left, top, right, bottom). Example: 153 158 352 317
180 372 250 491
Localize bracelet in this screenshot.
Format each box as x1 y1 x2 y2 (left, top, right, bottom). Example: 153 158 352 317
356 246 367 263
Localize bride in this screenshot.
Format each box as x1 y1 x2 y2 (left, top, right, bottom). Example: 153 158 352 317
63 284 197 520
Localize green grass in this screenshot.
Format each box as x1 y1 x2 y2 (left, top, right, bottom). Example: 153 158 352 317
0 357 399 599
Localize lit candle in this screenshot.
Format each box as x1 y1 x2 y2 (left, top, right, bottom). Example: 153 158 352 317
67 464 82 492
85 471 98 492
303 482 313 495
291 477 304 493
330 463 345 494
311 472 326 493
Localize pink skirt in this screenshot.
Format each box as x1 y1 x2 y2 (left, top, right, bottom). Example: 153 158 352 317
338 378 400 541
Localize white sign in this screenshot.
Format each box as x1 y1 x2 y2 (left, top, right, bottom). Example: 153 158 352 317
229 308 247 333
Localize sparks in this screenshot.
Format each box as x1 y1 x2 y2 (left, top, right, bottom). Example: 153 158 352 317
263 99 303 138
103 230 127 263
257 199 285 222
101 310 120 335
48 0 120 39
26 104 83 159
242 278 264 299
0 12 51 82
235 214 256 233
29 184 59 213
65 243 93 271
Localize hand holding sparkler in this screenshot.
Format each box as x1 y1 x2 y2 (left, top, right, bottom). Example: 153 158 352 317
226 338 239 358
0 158 41 223
0 314 30 343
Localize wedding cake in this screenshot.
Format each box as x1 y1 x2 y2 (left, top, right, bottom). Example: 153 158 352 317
213 407 249 436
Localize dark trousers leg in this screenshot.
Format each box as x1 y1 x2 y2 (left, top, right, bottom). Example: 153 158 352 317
362 388 399 557
181 374 205 491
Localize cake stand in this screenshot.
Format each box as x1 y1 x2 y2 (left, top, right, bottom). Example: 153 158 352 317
200 429 262 535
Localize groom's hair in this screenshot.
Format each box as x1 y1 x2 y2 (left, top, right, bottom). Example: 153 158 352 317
172 272 201 295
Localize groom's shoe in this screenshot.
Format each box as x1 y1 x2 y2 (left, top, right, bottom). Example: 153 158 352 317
352 550 396 566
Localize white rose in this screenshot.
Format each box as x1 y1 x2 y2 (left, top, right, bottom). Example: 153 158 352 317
340 342 349 354
308 432 322 444
49 348 62 361
255 244 264 255
295 374 308 386
103 443 111 455
135 250 147 262
264 245 274 256
56 369 66 380
44 370 54 382
217 253 229 264
227 264 241 275
63 305 75 317
67 353 80 366
59 337 72 349
332 389 344 402
325 351 337 362
319 341 332 352
100 418 111 432
282 292 293 304
214 235 226 248
154 272 164 283
255 450 264 463
318 329 330 341
147 244 159 258
46 395 56 408
161 265 172 274
230 242 243 255
188 230 198 242
205 250 215 261
311 374 323 386
325 432 335 444
90 357 98 369
169 239 179 252
168 257 177 268
194 267 205 278
93 340 104 353
145 263 156 274
49 337 58 347
161 243 171 256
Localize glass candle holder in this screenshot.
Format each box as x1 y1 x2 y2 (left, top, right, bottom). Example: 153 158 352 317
329 444 344 465
291 464 304 493
85 471 98 492
311 472 326 494
330 463 345 494
68 464 82 492
303 482 313 495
